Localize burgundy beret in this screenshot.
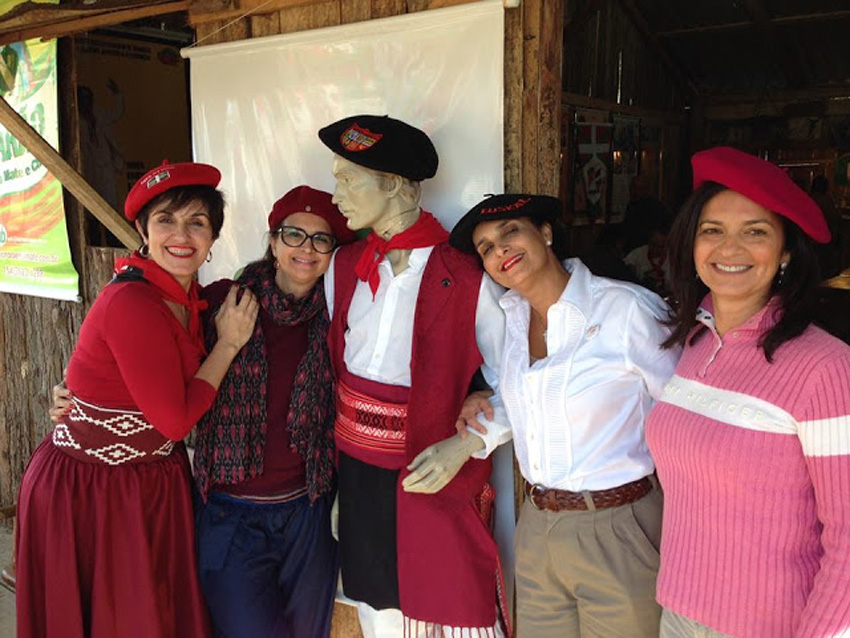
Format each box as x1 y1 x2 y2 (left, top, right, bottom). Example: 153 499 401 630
692 146 830 243
268 185 357 245
449 193 561 254
318 114 438 181
124 161 221 221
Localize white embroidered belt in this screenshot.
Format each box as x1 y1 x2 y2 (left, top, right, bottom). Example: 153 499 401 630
52 396 175 465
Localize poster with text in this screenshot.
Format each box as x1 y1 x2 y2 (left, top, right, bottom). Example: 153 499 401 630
0 37 78 300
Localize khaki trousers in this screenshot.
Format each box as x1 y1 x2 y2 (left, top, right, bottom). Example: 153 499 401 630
514 486 663 638
659 609 733 638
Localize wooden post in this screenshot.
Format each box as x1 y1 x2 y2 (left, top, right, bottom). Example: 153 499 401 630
0 95 139 250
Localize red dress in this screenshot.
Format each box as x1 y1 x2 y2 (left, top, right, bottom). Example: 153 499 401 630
16 276 215 638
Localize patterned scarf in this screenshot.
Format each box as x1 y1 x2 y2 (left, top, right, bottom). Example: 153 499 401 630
113 251 208 355
355 210 448 298
194 259 335 502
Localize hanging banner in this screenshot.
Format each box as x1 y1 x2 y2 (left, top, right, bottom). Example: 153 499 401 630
573 121 612 223
611 115 639 220
0 37 79 301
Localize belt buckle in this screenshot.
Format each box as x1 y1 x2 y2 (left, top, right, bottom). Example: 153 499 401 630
529 483 546 510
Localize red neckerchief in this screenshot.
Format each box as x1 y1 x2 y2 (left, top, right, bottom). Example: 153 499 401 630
114 251 208 354
354 210 449 298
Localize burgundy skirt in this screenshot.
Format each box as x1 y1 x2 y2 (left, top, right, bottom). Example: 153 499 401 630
15 436 211 638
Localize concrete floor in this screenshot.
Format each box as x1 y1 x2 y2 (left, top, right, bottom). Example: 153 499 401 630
0 526 14 637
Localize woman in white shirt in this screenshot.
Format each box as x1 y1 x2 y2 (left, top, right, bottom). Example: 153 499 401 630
447 194 680 638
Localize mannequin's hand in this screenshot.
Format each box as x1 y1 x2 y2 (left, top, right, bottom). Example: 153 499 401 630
330 493 339 541
402 433 485 494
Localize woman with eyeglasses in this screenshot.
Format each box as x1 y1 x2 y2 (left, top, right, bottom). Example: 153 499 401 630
192 185 357 637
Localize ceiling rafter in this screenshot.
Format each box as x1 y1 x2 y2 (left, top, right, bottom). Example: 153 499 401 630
0 0 188 46
617 0 699 96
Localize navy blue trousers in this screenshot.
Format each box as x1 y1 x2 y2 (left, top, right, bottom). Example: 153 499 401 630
195 491 338 638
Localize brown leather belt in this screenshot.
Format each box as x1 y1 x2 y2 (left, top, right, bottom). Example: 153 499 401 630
525 476 654 512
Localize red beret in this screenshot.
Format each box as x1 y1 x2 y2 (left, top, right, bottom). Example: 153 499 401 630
124 161 221 221
692 146 830 244
268 185 357 245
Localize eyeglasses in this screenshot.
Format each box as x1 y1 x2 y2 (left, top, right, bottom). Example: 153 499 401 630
273 225 337 254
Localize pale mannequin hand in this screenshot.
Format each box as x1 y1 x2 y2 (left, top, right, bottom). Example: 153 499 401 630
330 493 339 542
402 433 485 494
49 379 73 423
214 286 259 351
454 390 495 440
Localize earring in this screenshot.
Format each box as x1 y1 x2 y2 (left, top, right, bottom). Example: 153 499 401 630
546 240 552 246
139 243 150 258
205 250 213 263
778 261 788 285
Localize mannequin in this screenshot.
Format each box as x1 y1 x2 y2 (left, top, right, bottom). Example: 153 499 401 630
320 114 510 638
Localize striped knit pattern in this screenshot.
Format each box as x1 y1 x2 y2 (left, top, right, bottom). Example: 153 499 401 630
646 308 850 638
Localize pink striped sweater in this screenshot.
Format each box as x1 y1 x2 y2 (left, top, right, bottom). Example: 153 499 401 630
646 299 850 638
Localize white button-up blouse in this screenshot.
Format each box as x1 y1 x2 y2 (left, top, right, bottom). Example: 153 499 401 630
474 258 680 492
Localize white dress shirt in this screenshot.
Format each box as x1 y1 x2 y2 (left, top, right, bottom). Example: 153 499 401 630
473 258 680 491
325 246 506 394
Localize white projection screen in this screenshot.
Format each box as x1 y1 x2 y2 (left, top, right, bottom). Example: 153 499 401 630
183 0 515 609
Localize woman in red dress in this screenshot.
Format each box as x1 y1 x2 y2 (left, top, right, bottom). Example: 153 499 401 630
15 162 258 638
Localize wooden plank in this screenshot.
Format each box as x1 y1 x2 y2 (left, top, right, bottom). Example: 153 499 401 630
57 36 88 295
0 1 189 46
561 91 686 123
279 0 340 34
250 10 282 37
222 15 250 40
194 20 229 46
340 0 370 24
537 0 564 197
521 0 541 192
190 0 317 26
0 97 139 250
330 601 364 638
503 4 523 193
370 0 405 20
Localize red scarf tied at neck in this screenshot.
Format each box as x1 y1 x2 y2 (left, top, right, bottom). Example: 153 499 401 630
113 251 209 355
355 210 449 298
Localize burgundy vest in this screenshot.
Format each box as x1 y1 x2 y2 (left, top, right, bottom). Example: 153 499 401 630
329 240 503 629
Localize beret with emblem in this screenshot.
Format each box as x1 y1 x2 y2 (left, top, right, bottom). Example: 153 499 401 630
124 160 221 221
318 114 438 181
268 185 357 245
450 193 562 254
692 146 830 243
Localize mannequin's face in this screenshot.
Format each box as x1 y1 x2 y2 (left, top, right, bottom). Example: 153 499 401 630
331 155 392 231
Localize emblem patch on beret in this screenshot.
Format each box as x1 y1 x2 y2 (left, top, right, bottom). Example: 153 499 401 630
481 197 531 215
340 124 383 152
146 170 171 189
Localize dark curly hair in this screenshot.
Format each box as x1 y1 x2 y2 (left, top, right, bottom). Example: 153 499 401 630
663 181 821 362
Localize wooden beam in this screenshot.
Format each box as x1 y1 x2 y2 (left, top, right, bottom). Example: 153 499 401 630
0 1 189 46
616 0 698 96
740 0 810 89
0 96 139 250
658 10 850 37
562 90 687 123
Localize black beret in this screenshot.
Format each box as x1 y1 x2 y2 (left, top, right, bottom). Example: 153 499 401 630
449 193 562 254
318 114 438 181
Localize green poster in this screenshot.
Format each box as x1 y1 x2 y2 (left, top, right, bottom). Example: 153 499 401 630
0 36 79 301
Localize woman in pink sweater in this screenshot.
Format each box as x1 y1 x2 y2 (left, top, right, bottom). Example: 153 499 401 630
645 147 850 638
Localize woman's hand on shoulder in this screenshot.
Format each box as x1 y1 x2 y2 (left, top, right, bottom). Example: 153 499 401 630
214 285 259 352
455 390 495 439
